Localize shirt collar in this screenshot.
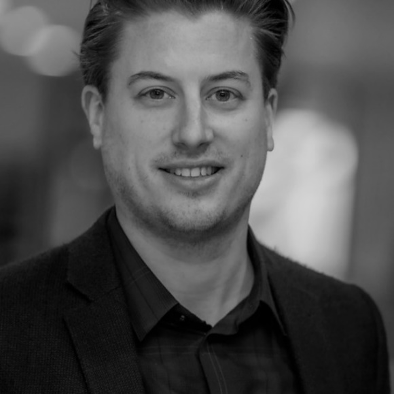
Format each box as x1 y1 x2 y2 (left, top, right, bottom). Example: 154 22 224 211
107 207 285 341
247 227 286 335
107 208 177 341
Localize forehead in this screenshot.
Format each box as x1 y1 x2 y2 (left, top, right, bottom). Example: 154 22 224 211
112 10 259 81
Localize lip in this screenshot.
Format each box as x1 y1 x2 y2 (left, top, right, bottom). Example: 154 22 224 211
159 167 224 192
158 160 224 171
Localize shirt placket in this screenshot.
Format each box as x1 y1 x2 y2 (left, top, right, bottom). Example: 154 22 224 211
199 335 229 394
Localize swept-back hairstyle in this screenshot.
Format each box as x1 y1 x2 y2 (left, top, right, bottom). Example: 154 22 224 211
80 0 294 101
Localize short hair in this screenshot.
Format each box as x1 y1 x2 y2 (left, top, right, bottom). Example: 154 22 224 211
80 0 294 101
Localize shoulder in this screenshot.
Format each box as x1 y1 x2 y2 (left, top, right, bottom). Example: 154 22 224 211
260 243 387 349
260 244 390 393
0 209 111 304
0 237 98 392
259 244 380 319
0 245 68 289
0 245 72 313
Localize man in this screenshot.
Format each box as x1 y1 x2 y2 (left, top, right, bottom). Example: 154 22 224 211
0 0 390 393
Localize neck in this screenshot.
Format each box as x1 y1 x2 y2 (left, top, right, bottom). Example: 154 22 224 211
116 209 254 326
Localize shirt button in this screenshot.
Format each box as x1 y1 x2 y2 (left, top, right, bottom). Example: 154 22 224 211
179 315 186 322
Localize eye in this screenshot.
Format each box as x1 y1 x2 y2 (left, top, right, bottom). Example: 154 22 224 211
140 88 174 100
207 89 241 103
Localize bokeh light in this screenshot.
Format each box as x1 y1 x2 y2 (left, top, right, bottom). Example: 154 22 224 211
0 6 48 56
250 109 358 279
26 25 80 77
0 0 11 21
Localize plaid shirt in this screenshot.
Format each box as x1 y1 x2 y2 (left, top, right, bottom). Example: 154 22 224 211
107 209 299 393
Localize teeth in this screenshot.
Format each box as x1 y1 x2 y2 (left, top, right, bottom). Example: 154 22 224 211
168 166 218 177
181 168 191 177
191 168 200 177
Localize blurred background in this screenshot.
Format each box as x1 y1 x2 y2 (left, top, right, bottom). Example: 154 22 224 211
0 0 393 383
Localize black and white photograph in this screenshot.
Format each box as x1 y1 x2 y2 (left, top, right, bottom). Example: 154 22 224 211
0 0 393 393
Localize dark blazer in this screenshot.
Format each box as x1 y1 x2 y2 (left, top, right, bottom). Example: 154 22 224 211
0 210 390 393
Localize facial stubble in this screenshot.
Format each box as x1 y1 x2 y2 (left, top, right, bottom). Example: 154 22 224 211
102 155 265 248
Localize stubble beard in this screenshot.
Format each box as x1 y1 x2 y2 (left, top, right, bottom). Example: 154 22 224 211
105 164 260 249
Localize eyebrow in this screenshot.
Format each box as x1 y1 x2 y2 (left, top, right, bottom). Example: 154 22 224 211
128 70 251 88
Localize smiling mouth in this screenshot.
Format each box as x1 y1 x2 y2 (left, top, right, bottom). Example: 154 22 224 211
161 166 221 178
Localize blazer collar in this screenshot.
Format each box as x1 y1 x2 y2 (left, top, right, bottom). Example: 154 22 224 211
252 231 344 394
65 212 344 393
65 209 145 393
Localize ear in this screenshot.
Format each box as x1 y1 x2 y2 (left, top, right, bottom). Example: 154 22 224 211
264 88 278 152
81 85 105 149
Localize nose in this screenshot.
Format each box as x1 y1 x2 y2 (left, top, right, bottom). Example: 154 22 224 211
171 99 214 150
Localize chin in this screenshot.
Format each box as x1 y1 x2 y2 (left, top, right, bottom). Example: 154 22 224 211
150 202 249 244
165 212 223 234
113 174 253 242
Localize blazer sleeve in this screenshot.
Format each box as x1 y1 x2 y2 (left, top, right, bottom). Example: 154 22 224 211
357 286 391 394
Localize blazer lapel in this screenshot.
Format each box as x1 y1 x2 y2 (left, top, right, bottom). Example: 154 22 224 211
65 215 345 393
64 210 145 394
260 245 344 393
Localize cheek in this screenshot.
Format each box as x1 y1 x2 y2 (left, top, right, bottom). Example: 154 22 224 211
101 116 136 176
227 115 266 158
108 113 153 153
133 110 174 143
243 131 266 168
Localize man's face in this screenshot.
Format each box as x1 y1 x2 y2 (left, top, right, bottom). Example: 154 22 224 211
85 10 276 240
